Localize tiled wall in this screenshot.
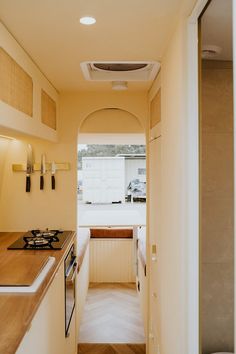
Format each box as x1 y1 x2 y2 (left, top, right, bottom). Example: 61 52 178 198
200 60 234 353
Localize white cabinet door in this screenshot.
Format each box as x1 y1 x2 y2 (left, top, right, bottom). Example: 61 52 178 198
149 135 161 354
16 264 76 354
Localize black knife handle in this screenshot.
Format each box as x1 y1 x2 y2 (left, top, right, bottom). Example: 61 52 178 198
51 175 55 190
26 175 31 192
40 175 44 190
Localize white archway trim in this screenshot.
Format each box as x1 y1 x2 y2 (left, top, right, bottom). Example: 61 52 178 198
78 107 145 132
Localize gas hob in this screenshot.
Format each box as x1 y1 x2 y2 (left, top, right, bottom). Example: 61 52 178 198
8 229 71 250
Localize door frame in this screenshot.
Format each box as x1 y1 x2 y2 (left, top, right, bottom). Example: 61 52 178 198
187 0 235 353
234 0 236 349
187 1 210 353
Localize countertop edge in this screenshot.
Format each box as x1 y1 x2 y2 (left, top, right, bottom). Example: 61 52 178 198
0 231 76 354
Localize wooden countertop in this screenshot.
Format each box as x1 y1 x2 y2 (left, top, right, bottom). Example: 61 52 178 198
0 254 50 286
0 231 76 354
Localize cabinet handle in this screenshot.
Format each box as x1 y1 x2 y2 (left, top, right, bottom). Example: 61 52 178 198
151 244 157 261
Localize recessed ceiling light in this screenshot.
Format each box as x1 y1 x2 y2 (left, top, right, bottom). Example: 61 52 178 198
80 16 96 25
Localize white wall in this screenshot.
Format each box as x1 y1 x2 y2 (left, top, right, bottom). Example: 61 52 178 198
148 17 190 354
0 136 77 231
161 19 188 354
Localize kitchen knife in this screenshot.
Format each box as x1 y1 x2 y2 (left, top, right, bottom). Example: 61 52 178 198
51 161 56 190
26 144 33 193
40 154 46 190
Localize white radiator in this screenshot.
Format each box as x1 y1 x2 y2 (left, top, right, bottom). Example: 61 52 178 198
89 239 135 282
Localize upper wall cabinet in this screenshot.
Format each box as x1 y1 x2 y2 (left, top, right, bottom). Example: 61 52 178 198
0 22 58 141
0 48 33 117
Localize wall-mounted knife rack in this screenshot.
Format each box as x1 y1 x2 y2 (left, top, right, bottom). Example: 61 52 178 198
12 162 70 172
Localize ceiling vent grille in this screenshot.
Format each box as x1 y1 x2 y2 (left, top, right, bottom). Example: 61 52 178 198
80 61 160 81
92 63 148 72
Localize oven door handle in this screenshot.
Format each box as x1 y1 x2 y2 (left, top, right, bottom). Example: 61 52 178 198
66 262 77 284
65 256 77 278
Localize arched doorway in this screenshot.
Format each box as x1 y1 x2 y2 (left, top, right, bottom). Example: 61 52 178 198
76 107 147 352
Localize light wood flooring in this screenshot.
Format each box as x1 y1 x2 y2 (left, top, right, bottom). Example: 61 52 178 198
78 283 145 344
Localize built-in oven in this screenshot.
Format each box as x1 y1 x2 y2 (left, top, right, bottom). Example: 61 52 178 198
64 244 77 337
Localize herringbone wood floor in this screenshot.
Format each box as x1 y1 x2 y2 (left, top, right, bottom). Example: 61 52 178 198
78 343 146 354
78 283 145 344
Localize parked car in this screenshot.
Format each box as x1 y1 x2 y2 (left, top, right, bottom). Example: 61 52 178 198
127 179 146 201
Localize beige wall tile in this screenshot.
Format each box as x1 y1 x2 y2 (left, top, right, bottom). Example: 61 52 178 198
201 262 234 354
201 196 234 263
200 64 234 353
201 132 233 199
201 68 233 134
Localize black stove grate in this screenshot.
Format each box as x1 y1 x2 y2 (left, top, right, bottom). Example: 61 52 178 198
7 230 71 250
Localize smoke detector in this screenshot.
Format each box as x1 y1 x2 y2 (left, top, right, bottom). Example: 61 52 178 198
202 45 222 59
80 61 160 81
112 81 128 91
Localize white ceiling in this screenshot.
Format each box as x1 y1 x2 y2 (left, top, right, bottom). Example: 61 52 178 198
201 0 232 61
0 0 196 92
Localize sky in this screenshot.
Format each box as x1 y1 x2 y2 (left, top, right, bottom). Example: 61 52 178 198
78 144 87 151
